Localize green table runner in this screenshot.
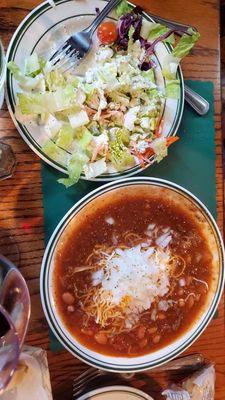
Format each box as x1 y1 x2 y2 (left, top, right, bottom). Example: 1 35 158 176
41 80 216 351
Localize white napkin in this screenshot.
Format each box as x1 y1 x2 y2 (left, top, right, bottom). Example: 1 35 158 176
1 346 53 400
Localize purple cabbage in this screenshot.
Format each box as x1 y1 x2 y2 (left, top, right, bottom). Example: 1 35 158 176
116 7 191 71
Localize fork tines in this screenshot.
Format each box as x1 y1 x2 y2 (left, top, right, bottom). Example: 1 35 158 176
50 40 80 73
73 368 102 398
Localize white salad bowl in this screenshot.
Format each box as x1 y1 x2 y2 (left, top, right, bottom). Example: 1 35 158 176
40 177 224 372
6 0 184 182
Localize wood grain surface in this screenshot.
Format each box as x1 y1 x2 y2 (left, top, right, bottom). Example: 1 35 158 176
0 0 224 399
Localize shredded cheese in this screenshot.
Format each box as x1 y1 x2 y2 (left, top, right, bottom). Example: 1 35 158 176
92 243 173 327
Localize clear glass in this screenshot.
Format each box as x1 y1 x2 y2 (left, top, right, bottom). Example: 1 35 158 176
0 255 31 393
0 40 5 109
0 41 16 181
0 305 20 395
0 142 17 181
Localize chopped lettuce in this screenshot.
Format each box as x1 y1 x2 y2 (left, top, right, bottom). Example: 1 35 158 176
84 158 107 179
142 69 155 84
76 128 93 150
68 110 89 129
162 29 200 80
18 85 75 115
44 114 62 138
42 140 68 165
150 137 168 162
109 130 134 171
148 23 175 44
172 28 200 59
25 54 40 76
116 0 133 17
46 69 67 91
7 61 43 90
58 151 89 187
166 79 180 99
55 124 74 150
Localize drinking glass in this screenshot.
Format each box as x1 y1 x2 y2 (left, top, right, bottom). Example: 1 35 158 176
0 305 19 395
0 41 16 180
0 40 5 109
0 255 31 393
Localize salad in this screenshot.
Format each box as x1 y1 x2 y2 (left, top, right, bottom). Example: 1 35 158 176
8 1 200 187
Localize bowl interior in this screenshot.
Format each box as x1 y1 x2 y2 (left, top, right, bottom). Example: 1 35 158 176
41 178 224 371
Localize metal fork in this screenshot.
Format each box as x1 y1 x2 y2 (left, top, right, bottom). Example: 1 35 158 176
73 354 204 398
73 368 134 398
49 0 121 72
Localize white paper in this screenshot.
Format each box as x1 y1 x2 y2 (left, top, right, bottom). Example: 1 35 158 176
1 346 53 400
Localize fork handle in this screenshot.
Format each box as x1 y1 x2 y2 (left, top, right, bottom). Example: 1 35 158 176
86 0 121 36
147 13 197 35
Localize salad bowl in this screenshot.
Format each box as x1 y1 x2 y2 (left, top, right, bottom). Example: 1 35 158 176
6 0 185 183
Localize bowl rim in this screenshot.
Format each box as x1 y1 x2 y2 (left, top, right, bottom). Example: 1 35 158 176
40 177 225 372
77 385 154 400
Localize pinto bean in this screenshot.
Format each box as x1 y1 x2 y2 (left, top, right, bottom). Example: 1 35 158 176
82 329 94 337
187 295 195 308
178 298 185 307
139 338 148 348
152 335 161 344
94 332 108 345
148 326 158 334
158 312 166 320
62 292 75 305
186 276 193 286
67 306 74 312
137 325 146 339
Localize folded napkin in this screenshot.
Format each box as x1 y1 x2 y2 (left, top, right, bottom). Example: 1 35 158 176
1 346 53 400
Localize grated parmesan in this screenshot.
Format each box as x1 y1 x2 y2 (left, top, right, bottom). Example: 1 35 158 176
92 243 173 326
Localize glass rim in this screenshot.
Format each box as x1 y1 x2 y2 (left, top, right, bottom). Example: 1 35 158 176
0 41 6 89
0 304 20 394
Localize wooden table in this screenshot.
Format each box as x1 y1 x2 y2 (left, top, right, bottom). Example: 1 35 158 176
0 0 224 398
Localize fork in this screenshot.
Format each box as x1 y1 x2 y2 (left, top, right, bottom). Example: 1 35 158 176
73 354 204 398
73 368 134 398
49 0 121 72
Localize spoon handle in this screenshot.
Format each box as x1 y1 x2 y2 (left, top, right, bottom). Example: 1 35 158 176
184 84 210 115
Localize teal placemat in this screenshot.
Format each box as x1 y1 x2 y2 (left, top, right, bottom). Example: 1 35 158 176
41 80 216 351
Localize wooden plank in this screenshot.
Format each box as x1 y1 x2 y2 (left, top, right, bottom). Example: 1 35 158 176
0 0 224 399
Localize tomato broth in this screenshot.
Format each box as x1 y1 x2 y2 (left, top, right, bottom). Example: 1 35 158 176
53 187 215 357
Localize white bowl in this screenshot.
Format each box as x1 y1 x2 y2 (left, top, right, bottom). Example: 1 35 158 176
40 177 224 372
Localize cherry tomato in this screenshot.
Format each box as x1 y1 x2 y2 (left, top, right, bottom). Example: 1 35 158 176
97 21 118 45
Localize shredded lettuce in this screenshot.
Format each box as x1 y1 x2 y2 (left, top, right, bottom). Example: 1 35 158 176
172 28 200 59
84 158 107 179
142 69 155 84
148 23 175 44
68 110 89 129
46 69 67 91
55 124 74 150
163 29 200 80
76 128 93 150
7 61 43 90
42 140 68 165
150 137 168 162
58 151 89 187
109 130 134 171
166 79 180 99
25 54 40 76
116 0 133 17
18 85 75 115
